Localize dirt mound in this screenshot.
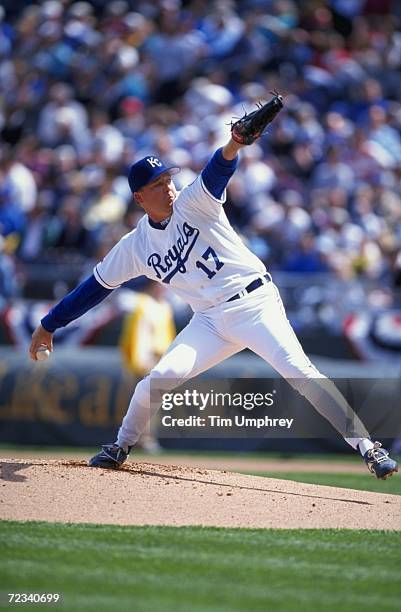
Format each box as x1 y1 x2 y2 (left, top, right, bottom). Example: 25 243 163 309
1 458 400 529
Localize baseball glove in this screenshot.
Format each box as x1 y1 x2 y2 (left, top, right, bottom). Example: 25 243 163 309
230 91 284 145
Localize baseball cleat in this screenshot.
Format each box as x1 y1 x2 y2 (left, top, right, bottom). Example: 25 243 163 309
88 443 131 469
363 442 398 480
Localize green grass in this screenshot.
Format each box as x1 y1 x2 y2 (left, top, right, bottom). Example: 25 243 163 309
0 443 363 463
246 472 401 496
1 522 401 611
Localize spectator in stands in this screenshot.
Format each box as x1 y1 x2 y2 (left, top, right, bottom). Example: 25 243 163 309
0 235 18 304
283 233 329 274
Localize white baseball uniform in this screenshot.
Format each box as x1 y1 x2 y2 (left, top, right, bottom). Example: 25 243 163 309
93 173 369 450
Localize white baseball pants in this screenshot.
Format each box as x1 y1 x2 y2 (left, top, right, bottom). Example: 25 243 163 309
117 281 369 449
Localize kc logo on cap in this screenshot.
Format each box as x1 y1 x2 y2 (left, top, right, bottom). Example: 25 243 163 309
147 157 162 168
128 156 180 193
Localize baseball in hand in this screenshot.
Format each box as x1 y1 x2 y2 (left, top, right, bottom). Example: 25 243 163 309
36 346 51 361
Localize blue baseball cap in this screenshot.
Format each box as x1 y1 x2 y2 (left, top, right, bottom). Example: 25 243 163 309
128 156 180 193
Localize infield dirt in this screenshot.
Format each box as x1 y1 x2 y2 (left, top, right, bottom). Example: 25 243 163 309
1 458 400 529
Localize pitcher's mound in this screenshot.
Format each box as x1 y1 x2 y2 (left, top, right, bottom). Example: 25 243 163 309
1 458 399 529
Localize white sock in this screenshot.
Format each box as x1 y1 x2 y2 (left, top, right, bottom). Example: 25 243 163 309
344 437 374 454
357 438 374 456
115 441 129 453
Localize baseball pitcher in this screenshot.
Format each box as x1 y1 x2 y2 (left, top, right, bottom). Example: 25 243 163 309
30 93 398 479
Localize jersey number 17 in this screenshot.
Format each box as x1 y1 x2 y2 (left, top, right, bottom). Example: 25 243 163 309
196 246 224 279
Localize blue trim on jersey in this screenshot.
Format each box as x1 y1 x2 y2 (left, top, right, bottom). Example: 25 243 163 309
148 216 171 230
201 148 238 199
41 274 113 333
94 265 120 289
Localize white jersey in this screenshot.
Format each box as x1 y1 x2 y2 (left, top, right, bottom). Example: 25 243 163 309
94 176 266 312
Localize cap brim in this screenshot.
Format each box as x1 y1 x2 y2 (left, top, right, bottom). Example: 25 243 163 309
146 165 180 187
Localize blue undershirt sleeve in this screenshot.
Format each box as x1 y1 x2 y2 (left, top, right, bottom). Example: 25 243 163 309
201 147 238 199
41 274 114 333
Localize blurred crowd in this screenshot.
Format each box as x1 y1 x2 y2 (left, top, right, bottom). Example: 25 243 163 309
1 0 401 305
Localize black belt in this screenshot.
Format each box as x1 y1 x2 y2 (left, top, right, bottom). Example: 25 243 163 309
227 274 271 302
